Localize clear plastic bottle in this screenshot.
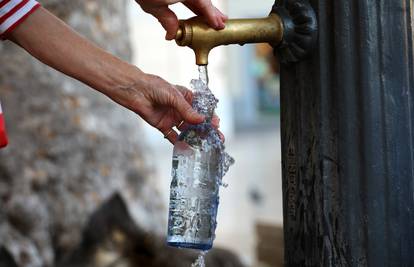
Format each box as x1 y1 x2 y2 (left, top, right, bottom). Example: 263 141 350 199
167 77 228 250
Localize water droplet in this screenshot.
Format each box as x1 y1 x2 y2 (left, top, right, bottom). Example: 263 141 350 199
191 251 207 267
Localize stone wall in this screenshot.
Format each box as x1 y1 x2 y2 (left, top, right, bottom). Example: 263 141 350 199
0 1 165 266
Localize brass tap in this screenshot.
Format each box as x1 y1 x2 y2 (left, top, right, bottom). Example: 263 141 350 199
175 13 284 66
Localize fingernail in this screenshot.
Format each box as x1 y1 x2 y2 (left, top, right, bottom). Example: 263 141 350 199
165 32 174 40
212 17 220 28
217 18 225 29
212 117 220 128
193 111 205 121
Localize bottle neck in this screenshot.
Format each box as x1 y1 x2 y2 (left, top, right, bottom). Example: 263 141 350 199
190 73 217 124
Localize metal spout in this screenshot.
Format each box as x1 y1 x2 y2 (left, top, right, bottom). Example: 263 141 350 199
175 14 284 65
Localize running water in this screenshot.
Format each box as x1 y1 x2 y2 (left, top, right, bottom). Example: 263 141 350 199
194 65 234 187
198 65 209 86
167 65 235 261
191 251 207 267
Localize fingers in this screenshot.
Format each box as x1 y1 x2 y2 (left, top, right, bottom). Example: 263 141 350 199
173 86 204 123
215 7 228 23
184 0 227 29
172 91 205 124
218 129 225 143
145 6 179 40
211 6 228 21
175 114 219 132
162 128 179 144
176 100 205 124
176 120 188 131
175 85 194 104
174 119 224 143
137 0 227 40
211 114 220 129
175 85 221 129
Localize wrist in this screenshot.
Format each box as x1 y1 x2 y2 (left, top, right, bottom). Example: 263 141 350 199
97 59 143 94
93 57 148 110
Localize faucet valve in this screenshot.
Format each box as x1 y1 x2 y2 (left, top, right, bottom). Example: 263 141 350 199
175 0 318 65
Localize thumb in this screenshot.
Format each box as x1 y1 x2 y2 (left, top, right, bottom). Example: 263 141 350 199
149 6 179 40
174 94 205 124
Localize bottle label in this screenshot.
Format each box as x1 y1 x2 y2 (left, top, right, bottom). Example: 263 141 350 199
168 152 219 245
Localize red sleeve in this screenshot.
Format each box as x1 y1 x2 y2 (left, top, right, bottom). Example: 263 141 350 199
0 102 8 148
0 0 41 40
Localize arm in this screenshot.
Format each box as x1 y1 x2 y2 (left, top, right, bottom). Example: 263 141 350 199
10 7 136 100
8 7 207 143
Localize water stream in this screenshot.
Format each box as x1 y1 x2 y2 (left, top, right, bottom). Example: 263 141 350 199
193 65 234 187
191 251 207 267
188 66 234 267
198 65 209 86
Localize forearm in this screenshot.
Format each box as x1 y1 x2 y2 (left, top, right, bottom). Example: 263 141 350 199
5 5 206 143
8 7 141 95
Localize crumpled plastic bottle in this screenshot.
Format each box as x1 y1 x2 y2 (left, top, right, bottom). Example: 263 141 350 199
167 78 234 250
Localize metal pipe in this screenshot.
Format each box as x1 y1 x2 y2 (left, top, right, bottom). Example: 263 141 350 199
175 13 284 65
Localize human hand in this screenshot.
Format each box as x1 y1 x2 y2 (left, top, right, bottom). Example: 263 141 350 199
136 0 228 40
109 72 221 144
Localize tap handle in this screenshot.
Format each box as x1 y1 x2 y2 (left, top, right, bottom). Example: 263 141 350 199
272 0 318 64
173 0 318 65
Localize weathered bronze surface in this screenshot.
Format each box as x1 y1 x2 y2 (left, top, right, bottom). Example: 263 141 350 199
175 13 284 65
